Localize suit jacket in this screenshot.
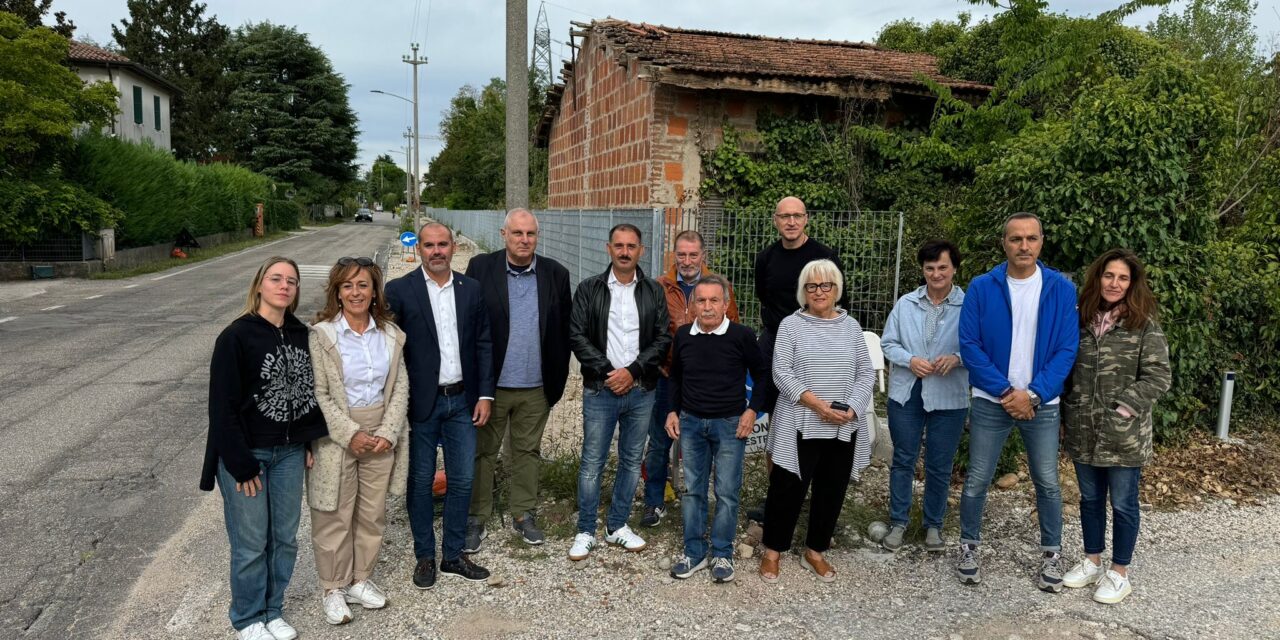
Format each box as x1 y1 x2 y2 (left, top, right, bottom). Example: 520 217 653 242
465 250 573 406
385 267 495 422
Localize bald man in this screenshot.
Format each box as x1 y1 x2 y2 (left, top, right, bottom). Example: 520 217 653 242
748 196 844 523
463 209 572 551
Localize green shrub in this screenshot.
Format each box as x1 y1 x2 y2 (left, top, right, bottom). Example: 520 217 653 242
69 132 298 248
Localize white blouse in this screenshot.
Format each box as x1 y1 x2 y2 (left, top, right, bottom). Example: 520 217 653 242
335 313 391 408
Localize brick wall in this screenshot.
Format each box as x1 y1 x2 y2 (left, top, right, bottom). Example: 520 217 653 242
547 38 655 209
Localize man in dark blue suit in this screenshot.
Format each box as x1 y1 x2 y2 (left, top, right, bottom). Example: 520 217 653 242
385 222 495 590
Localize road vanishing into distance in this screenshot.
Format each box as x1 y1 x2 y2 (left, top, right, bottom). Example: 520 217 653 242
0 214 403 638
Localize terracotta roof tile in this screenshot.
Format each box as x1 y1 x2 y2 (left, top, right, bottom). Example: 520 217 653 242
590 19 989 93
67 40 131 64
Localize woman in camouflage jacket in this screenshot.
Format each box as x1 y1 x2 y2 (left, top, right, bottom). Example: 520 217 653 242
1060 248 1171 605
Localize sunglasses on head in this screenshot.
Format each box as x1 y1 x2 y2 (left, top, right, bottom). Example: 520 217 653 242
337 256 374 267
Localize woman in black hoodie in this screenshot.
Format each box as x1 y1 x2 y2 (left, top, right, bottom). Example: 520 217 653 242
201 256 327 640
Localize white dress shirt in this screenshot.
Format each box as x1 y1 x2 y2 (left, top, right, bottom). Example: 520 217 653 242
606 268 641 370
335 313 390 408
422 268 463 385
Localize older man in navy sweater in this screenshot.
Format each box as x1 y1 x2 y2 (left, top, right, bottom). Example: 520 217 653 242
663 274 767 584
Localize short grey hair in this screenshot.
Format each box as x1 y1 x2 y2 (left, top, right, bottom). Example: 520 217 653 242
795 259 843 308
503 208 539 231
694 274 730 300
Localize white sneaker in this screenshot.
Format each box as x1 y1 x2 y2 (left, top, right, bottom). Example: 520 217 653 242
345 579 387 609
1093 569 1133 604
568 532 596 560
604 525 647 552
1063 556 1105 588
323 589 352 625
237 622 274 640
264 618 297 640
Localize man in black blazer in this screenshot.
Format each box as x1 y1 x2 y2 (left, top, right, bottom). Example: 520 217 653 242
385 222 494 590
463 209 572 550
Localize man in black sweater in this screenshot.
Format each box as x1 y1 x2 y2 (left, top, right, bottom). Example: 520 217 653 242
664 275 766 584
750 196 845 523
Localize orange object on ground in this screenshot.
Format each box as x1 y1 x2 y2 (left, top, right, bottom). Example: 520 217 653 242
432 470 447 496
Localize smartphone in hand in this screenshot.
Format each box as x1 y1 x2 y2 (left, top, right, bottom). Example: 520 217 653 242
830 401 850 412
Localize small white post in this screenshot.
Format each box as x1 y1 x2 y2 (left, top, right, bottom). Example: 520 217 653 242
1217 371 1236 441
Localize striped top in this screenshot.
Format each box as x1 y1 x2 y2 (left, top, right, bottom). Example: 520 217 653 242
768 309 876 480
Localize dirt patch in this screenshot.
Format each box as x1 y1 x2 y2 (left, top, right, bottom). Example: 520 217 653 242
1141 429 1280 509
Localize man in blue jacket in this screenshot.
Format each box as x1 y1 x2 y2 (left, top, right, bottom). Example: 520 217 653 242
956 213 1079 593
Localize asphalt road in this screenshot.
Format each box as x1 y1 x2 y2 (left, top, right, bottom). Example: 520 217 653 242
0 214 402 639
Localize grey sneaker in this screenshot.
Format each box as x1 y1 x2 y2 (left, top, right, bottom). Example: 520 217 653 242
881 524 906 551
924 527 946 552
640 504 666 528
710 557 735 583
513 512 545 545
463 517 486 554
670 555 708 579
956 543 981 584
1039 552 1065 593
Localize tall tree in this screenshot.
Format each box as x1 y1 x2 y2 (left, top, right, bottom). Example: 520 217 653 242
0 11 119 242
0 0 73 37
365 154 406 210
112 0 230 161
221 22 359 203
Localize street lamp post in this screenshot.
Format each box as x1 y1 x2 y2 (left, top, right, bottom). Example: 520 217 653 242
371 81 424 235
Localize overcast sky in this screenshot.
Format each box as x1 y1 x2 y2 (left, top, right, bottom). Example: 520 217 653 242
54 0 1280 179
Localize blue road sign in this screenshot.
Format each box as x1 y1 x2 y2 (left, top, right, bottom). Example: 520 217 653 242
400 231 417 247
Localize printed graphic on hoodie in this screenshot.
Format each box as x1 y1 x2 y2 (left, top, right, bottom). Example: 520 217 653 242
255 344 319 422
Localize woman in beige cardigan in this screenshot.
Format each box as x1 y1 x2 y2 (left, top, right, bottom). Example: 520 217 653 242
307 257 410 625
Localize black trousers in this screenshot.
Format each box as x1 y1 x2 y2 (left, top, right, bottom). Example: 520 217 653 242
761 432 855 553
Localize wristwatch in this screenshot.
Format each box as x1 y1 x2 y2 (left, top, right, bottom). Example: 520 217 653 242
1027 390 1041 408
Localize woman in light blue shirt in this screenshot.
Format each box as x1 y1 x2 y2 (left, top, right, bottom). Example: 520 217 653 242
879 240 969 552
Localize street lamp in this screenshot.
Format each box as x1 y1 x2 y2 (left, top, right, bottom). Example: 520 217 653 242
370 89 413 105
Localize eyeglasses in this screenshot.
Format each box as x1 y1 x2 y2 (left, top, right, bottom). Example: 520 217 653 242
804 282 836 293
337 256 374 267
774 213 806 222
265 275 299 288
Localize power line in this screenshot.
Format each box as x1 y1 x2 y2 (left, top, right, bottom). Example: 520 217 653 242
543 1 596 19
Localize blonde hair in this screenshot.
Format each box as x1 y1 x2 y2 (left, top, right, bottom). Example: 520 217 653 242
795 259 844 309
242 256 301 317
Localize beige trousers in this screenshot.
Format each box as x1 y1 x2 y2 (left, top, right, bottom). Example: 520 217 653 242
311 403 394 590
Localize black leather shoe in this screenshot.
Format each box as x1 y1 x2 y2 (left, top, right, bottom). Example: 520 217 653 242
439 555 490 582
413 557 437 590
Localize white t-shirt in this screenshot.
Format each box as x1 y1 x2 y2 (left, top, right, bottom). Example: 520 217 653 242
974 266 1058 404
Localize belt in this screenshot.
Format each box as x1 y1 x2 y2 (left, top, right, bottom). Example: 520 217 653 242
438 382 465 397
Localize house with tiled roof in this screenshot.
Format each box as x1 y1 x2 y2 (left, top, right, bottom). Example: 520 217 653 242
535 19 989 209
67 40 180 151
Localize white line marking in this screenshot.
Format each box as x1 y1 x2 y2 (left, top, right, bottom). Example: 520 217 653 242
0 316 16 324
41 305 64 311
147 236 298 281
86 294 104 299
124 284 139 289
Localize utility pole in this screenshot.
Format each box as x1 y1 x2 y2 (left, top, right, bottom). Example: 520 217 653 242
403 43 428 235
506 0 529 208
401 130 412 221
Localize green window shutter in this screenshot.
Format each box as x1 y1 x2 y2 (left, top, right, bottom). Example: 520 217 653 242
133 86 143 124
154 96 161 131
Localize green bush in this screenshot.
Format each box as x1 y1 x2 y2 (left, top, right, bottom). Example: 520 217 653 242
69 132 298 248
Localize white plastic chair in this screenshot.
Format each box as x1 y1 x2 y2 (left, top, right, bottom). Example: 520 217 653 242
863 331 893 464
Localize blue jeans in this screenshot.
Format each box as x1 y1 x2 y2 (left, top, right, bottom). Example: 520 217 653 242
679 414 747 559
407 394 477 561
216 444 306 631
642 376 673 508
577 385 655 534
960 398 1063 552
1075 462 1142 566
887 379 967 529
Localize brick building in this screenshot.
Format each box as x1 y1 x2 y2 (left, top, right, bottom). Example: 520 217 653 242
535 19 989 210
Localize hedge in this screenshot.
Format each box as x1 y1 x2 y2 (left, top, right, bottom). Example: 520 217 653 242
69 132 299 248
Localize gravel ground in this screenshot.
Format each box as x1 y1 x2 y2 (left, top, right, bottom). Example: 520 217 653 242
107 233 1280 639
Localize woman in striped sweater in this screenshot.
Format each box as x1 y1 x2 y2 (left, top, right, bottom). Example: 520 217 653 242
759 259 876 584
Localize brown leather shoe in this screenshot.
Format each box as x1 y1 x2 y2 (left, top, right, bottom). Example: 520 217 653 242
759 552 781 584
801 549 836 583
